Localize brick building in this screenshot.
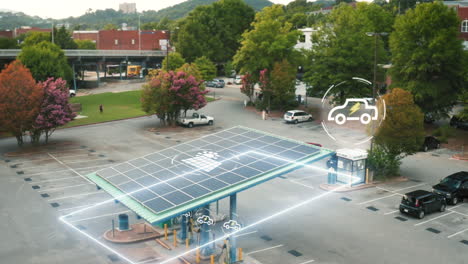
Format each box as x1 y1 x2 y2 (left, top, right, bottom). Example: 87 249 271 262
14 26 52 37
0 30 13 38
72 31 99 43
444 1 468 49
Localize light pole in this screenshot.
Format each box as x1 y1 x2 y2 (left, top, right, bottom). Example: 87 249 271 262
138 14 142 53
51 22 54 44
366 32 388 103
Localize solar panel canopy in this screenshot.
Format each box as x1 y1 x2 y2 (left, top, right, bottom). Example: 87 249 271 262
94 126 323 216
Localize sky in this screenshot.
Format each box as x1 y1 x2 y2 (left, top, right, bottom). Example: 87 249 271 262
1 0 300 19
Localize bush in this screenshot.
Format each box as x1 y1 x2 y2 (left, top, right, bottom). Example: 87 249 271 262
367 145 401 181
433 125 456 143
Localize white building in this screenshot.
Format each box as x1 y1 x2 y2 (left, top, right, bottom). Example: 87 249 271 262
294 27 318 50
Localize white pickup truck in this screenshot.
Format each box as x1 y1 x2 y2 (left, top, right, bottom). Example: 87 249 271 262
178 113 214 128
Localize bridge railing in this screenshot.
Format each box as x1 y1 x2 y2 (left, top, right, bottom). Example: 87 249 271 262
0 49 168 57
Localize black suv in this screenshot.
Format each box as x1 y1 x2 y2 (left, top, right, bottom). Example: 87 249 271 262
433 171 468 205
399 190 446 219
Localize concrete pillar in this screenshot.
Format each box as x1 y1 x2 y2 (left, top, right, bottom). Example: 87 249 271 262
96 62 100 86
179 214 187 241
229 194 237 263
200 205 213 256
119 63 123 80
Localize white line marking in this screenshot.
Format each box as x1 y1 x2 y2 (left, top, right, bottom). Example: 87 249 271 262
48 153 93 184
358 193 398 205
246 245 284 255
449 209 468 217
298 260 315 264
448 227 468 238
38 183 94 192
47 191 103 201
293 174 326 181
393 183 426 192
28 176 84 184
290 180 315 189
375 186 405 196
414 212 454 226
450 204 464 210
234 231 258 238
384 210 399 215
69 210 131 223
58 204 98 212
24 164 109 176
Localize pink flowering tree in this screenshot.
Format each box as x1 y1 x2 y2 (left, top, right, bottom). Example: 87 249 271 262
142 70 208 126
240 73 255 103
31 78 76 143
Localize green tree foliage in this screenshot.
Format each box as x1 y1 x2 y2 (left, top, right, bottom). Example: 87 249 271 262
224 61 235 77
233 4 300 81
303 3 393 104
21 31 50 46
177 63 203 82
54 26 78 49
194 56 217 81
270 60 297 110
284 0 322 28
389 2 465 117
75 39 96 49
103 23 118 30
0 37 18 49
18 41 73 84
368 88 425 178
387 0 417 15
176 0 255 63
141 17 172 30
162 52 186 71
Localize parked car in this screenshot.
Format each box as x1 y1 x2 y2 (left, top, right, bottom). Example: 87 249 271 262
206 79 225 88
422 136 440 152
450 115 468 130
234 75 243 85
433 171 468 205
177 113 214 128
284 110 313 124
399 190 446 219
69 89 76 97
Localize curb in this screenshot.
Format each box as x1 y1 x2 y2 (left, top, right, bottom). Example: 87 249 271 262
452 154 468 161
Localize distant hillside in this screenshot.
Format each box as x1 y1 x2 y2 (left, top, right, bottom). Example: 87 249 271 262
0 0 273 30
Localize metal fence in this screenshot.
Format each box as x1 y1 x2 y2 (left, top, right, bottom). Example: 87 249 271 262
0 49 168 57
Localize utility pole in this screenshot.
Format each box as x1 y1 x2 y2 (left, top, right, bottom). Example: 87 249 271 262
51 23 54 44
138 14 141 53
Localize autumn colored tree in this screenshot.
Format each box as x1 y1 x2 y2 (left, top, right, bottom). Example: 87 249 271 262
368 88 425 178
31 78 76 144
240 73 255 103
0 61 43 146
270 60 297 110
141 70 208 126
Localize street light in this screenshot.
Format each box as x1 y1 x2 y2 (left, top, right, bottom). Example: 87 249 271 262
138 14 142 53
365 32 388 103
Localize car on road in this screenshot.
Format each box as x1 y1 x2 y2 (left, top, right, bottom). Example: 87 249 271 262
206 79 225 88
421 136 440 152
433 171 468 205
234 75 243 85
328 99 378 125
284 110 313 124
177 113 214 128
450 115 468 130
399 190 446 219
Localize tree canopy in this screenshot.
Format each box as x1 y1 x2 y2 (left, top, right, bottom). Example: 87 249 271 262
389 2 465 117
54 25 78 49
162 52 187 71
194 56 217 81
176 0 255 63
75 39 96 49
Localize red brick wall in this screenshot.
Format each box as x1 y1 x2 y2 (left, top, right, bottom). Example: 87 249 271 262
0 30 13 38
72 32 98 43
97 30 168 50
15 27 51 37
459 7 468 41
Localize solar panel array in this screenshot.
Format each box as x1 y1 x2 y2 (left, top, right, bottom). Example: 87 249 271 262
96 127 320 214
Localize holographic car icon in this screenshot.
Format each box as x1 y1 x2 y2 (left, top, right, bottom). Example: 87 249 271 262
328 99 378 125
197 215 214 225
223 220 242 231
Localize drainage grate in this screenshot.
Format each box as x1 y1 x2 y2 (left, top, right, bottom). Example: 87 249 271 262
10 164 17 168
24 178 32 182
461 240 468 246
41 193 49 198
50 203 60 208
32 185 40 190
278 176 287 179
108 254 120 262
426 228 441 234
108 160 115 163
5 159 11 163
16 171 24 175
89 149 96 153
80 145 87 149
98 154 105 158
395 216 408 222
341 197 352 202
76 225 87 230
367 206 379 211
260 235 272 241
176 140 181 143
288 250 303 257
165 136 171 139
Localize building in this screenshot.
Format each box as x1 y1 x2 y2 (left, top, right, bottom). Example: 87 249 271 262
0 30 13 38
295 27 318 50
14 26 51 38
444 1 468 50
119 2 137 14
72 31 99 43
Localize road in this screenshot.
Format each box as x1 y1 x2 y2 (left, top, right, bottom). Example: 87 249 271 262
0 82 467 264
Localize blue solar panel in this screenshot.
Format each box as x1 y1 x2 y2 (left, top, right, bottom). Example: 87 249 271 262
96 126 322 214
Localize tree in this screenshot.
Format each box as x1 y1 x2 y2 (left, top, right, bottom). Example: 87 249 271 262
177 63 203 81
368 88 425 178
303 3 393 104
270 60 297 110
55 26 78 49
240 73 255 103
75 39 96 49
176 0 255 63
0 37 18 49
224 61 235 77
0 61 43 146
233 5 300 81
162 52 186 71
141 70 208 125
389 2 465 118
194 56 216 81
31 78 76 144
18 41 73 84
21 31 50 46
103 23 118 30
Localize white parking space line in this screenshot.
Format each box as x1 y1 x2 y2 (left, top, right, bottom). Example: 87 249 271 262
24 164 109 176
48 153 93 183
293 174 326 181
38 183 94 192
393 183 426 192
358 193 399 205
298 260 315 264
448 227 468 238
449 209 468 217
234 231 258 238
58 204 98 212
28 176 84 184
290 180 315 189
47 191 103 201
414 212 455 226
384 210 399 215
69 210 131 223
246 244 284 256
375 187 405 196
